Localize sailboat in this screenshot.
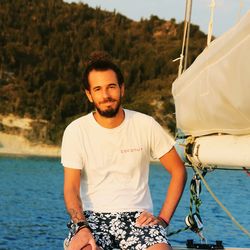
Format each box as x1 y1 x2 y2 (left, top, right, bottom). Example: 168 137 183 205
63 2 249 249
171 1 250 249
173 9 250 170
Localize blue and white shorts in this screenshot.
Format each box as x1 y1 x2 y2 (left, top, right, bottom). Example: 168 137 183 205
82 210 170 250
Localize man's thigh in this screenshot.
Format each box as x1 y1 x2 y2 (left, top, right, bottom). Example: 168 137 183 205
85 211 171 250
147 243 172 250
114 211 170 250
84 211 116 250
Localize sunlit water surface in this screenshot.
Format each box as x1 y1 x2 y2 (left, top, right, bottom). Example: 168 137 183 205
0 157 249 249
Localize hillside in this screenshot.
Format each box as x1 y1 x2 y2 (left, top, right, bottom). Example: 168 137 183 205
0 0 207 146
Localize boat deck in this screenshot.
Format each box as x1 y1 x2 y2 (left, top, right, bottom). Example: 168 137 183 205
173 247 249 250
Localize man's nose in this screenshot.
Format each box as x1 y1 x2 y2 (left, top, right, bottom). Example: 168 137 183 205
102 88 110 98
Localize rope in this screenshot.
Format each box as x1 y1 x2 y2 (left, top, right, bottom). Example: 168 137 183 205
189 175 202 215
183 0 192 71
167 226 189 237
180 136 250 238
167 177 199 237
237 0 244 23
167 171 206 238
207 0 215 46
192 163 250 238
174 0 193 77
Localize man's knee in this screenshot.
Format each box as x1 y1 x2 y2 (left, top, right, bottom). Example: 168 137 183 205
147 243 172 250
81 245 102 250
81 245 91 250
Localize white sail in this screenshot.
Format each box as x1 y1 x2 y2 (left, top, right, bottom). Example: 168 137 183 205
172 10 250 137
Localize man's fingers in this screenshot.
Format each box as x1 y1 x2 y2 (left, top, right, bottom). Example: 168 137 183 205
141 217 154 226
136 211 158 226
136 211 166 227
136 211 149 224
149 219 159 226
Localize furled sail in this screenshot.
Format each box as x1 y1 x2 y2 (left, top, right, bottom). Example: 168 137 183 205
172 10 250 137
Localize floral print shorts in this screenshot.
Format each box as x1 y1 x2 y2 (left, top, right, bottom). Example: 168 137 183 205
83 210 169 250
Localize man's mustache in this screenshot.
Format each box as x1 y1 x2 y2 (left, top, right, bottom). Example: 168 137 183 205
100 98 116 104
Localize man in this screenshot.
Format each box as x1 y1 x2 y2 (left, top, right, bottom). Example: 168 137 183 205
61 52 187 250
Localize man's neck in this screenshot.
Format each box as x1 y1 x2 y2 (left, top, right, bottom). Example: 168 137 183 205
93 108 125 129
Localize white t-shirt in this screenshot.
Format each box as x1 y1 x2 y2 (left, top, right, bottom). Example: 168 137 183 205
61 109 175 213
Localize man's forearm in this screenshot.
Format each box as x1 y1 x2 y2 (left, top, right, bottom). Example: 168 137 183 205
158 148 187 224
159 167 187 223
64 189 85 223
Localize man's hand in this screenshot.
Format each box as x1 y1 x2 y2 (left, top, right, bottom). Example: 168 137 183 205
68 228 97 250
135 211 168 228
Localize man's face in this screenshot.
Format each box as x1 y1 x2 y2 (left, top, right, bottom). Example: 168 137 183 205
85 69 124 118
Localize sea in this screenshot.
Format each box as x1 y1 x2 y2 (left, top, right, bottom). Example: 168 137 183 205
0 156 249 250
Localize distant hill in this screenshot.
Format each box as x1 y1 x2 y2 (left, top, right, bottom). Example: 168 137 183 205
0 0 207 145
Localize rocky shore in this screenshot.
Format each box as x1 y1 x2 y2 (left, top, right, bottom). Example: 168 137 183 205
0 114 60 158
0 132 60 157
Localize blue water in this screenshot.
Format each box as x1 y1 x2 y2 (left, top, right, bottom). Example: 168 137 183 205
0 156 249 249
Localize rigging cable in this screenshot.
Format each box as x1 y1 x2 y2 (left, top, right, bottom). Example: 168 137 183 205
173 0 192 77
184 137 250 237
183 0 192 71
167 170 207 241
237 0 244 23
185 171 207 242
207 0 215 46
192 162 250 238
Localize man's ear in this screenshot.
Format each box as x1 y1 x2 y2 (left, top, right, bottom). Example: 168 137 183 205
85 89 93 103
121 83 125 97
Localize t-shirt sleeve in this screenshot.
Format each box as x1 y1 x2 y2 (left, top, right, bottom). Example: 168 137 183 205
150 118 175 159
61 123 84 169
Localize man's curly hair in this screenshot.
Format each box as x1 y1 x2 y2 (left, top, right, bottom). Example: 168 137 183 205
83 51 124 91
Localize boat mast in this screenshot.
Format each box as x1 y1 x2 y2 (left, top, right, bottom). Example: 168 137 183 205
176 0 192 77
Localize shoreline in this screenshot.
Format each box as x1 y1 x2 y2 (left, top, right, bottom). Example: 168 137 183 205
0 152 60 159
0 132 162 163
0 132 60 158
0 114 167 161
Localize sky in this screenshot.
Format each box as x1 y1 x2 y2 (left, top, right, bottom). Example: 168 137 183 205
65 0 250 37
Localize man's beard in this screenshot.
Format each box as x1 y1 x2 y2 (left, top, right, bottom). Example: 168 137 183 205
94 97 121 118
